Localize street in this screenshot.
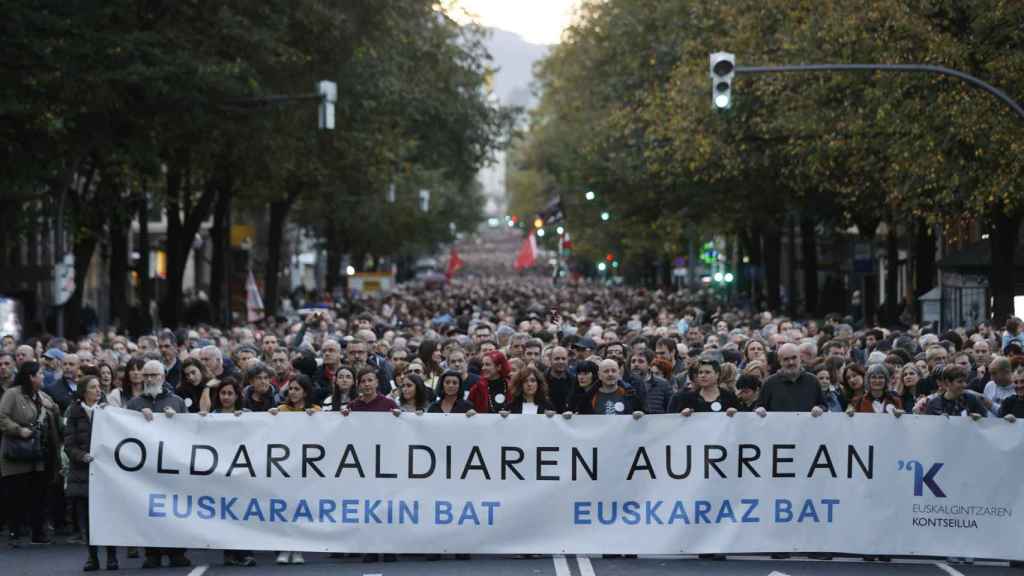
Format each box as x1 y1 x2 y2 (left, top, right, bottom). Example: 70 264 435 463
6 544 1021 576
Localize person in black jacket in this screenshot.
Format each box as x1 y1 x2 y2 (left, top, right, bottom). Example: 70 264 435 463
569 360 599 414
505 366 555 414
64 377 117 571
587 360 643 417
126 361 190 569
998 368 1024 419
427 371 475 414
668 358 740 415
923 365 986 417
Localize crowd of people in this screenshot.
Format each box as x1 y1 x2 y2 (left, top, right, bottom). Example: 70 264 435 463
2 278 1023 569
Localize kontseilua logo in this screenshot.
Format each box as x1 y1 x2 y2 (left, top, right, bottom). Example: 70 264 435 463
898 460 945 498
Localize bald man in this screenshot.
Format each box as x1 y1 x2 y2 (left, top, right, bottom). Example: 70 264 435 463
580 359 643 417
545 346 575 411
14 344 34 366
756 343 826 416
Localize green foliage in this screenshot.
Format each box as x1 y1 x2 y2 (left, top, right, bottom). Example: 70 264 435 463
519 0 1024 265
2 0 512 325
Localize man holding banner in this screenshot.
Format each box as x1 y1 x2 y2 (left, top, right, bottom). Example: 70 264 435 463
125 360 191 569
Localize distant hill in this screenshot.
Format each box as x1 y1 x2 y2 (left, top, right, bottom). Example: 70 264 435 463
483 28 550 109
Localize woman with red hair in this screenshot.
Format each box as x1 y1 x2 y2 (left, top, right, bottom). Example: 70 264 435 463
481 350 511 412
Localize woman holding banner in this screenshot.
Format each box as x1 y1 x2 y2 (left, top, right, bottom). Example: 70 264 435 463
847 364 903 415
397 373 431 412
0 361 63 546
481 351 512 413
505 366 555 414
197 377 254 566
346 367 399 563
668 358 740 415
569 360 599 413
64 376 117 570
272 375 320 413
322 365 356 411
198 376 243 414
428 371 475 414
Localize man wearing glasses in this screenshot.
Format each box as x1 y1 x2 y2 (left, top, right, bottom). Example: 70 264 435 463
125 361 190 569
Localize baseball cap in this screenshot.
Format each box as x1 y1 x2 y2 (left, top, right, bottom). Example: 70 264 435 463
43 348 65 361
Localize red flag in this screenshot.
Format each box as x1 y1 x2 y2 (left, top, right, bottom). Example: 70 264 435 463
514 231 538 271
446 247 464 280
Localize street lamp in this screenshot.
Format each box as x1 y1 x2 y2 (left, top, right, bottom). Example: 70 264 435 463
598 262 607 272
536 228 545 238
600 211 610 222
556 225 565 235
585 191 596 201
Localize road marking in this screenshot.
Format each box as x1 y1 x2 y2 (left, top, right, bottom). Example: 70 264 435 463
577 555 596 576
187 566 209 576
363 573 384 576
553 554 572 576
934 562 967 576
768 571 792 576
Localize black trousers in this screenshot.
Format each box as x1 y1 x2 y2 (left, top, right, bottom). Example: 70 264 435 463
73 496 116 560
5 471 47 538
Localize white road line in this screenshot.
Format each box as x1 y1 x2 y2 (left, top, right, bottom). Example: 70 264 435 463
187 566 209 576
934 562 967 576
363 573 384 576
553 554 572 576
768 571 792 576
577 555 596 576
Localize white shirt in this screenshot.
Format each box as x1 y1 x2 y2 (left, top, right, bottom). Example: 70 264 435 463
521 401 539 415
983 380 1016 416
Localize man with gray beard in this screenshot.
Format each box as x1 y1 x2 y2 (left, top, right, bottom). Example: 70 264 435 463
755 343 826 415
125 360 190 569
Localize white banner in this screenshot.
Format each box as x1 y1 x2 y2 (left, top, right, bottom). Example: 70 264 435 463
90 408 1024 559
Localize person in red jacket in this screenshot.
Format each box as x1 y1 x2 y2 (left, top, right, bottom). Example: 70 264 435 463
847 364 903 415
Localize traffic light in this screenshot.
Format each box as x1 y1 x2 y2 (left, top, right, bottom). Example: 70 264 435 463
709 52 735 109
700 241 717 265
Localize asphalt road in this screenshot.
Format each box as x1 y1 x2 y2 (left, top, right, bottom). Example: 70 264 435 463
6 542 1022 576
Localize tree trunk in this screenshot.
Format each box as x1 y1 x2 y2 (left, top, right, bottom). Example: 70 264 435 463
914 221 936 296
800 217 819 317
64 236 97 338
265 188 299 318
210 187 231 326
787 218 798 317
325 217 342 299
763 224 782 312
161 165 185 328
137 193 153 335
741 227 763 310
160 159 219 329
109 218 129 329
990 210 1022 328
885 221 900 326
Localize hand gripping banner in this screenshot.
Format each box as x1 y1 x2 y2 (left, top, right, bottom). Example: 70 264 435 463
89 408 1024 559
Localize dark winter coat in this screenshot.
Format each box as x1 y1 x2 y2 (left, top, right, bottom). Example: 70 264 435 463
63 400 96 498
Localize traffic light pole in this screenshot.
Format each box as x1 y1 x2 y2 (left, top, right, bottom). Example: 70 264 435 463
734 63 1024 120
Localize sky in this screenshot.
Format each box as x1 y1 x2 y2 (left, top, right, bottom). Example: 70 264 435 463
447 0 580 45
